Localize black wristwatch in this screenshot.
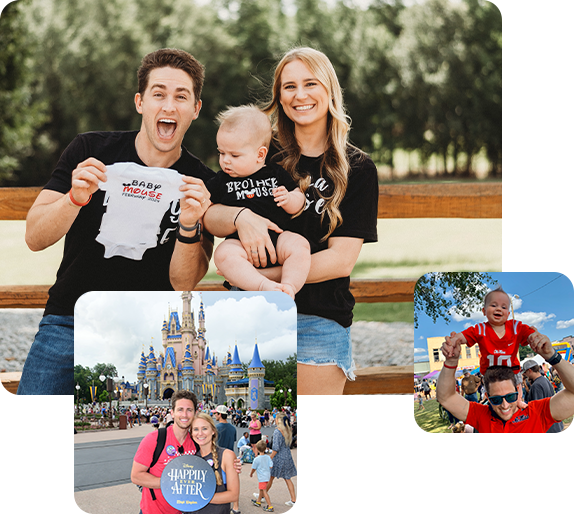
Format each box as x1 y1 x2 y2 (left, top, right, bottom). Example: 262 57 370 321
176 220 201 244
546 351 562 366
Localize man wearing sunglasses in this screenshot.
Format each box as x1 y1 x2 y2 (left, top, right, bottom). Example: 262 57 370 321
436 330 573 432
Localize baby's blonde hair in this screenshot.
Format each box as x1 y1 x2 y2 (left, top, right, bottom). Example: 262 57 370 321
483 285 509 308
216 104 272 150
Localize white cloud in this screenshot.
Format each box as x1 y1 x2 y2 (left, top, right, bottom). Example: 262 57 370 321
451 310 485 323
74 291 296 382
557 319 574 330
515 311 556 331
508 294 523 311
414 348 426 355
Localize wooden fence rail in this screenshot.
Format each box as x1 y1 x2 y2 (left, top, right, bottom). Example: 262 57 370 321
0 183 501 221
0 183 501 395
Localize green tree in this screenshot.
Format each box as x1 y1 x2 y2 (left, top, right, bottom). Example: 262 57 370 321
461 0 502 177
0 0 49 185
262 354 296 400
269 378 295 409
414 272 496 328
391 0 501 177
73 363 117 404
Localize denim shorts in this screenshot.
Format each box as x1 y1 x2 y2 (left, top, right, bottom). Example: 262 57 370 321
297 313 356 380
17 315 74 395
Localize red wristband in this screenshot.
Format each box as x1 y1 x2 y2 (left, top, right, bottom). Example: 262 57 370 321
443 363 457 369
69 190 92 207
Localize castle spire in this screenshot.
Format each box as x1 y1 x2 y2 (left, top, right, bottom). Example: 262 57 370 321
249 343 264 370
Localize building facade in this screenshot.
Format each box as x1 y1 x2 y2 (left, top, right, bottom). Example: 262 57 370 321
426 336 481 373
135 292 273 409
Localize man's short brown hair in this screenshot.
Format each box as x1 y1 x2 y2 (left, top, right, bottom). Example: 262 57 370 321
137 48 205 102
171 389 198 411
483 366 516 396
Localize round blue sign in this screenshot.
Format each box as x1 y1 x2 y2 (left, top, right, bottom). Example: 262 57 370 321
160 454 217 512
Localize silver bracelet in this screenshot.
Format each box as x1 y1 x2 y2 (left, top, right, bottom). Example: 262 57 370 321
178 219 200 232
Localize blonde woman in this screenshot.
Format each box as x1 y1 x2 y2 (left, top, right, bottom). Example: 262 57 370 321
204 47 378 395
190 413 239 513
264 412 296 507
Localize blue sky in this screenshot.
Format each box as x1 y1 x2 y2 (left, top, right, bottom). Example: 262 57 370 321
414 272 574 363
74 290 297 383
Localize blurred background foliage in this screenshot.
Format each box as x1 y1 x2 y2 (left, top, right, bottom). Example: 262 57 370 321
0 0 501 186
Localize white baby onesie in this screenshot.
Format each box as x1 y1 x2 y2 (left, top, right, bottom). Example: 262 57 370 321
96 162 184 260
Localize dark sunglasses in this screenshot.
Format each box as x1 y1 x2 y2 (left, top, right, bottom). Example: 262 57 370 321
488 392 519 406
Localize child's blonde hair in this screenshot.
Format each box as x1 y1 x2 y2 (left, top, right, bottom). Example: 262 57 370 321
255 439 267 453
483 285 509 308
216 104 272 150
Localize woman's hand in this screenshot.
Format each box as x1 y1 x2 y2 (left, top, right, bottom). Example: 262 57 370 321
235 209 283 268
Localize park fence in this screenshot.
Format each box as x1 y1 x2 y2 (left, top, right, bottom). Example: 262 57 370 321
0 183 501 395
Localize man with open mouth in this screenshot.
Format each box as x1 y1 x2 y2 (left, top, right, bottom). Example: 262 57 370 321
18 48 214 395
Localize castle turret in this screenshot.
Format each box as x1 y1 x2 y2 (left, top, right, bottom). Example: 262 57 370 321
181 342 195 391
228 345 243 382
146 345 159 400
181 291 196 338
137 349 147 400
161 318 168 345
248 343 265 410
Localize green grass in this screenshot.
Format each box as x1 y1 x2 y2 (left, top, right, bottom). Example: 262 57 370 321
352 259 449 275
353 302 413 323
413 397 452 433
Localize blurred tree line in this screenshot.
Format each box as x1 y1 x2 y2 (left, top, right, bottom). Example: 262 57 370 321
0 0 501 186
74 362 119 404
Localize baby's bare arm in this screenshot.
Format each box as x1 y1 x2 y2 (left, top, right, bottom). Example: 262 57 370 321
273 187 305 215
443 331 467 358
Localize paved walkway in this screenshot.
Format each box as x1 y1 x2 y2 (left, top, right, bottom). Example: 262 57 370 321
74 423 297 514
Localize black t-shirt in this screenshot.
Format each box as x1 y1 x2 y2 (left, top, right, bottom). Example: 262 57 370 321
272 147 379 327
206 163 299 245
42 131 215 316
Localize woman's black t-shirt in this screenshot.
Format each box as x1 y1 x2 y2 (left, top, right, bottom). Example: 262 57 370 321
273 147 379 327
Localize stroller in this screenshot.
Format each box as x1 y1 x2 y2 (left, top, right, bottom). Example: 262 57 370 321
240 414 250 428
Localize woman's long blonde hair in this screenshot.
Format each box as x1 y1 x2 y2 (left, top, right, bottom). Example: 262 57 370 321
192 413 223 485
263 47 356 241
276 412 293 446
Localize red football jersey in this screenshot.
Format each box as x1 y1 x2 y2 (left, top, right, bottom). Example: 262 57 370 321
465 397 557 433
462 320 535 374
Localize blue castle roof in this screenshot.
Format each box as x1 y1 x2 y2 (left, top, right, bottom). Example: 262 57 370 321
249 344 264 369
165 347 177 369
229 345 242 372
168 311 180 332
182 344 194 371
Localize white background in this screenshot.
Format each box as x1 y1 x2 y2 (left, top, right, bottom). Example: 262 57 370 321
1 1 574 512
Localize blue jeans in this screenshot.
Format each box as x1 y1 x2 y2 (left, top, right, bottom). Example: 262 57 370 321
17 315 74 395
297 313 356 380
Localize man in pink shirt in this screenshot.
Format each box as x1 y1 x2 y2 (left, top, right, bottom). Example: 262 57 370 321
131 390 199 514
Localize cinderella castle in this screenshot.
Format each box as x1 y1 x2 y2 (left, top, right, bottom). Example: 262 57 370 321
135 292 274 410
